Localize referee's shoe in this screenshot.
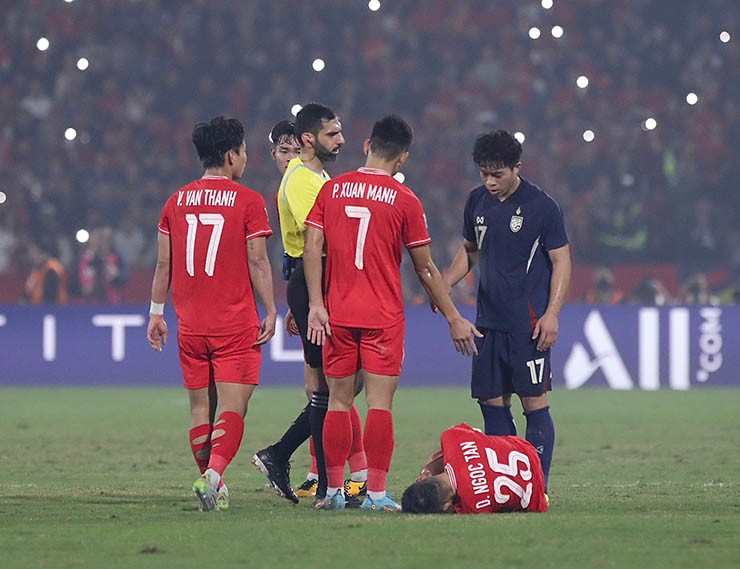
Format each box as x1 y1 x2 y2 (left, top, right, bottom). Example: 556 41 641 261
251 447 299 504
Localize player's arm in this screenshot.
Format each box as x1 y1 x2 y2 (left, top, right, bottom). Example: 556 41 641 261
247 236 278 346
446 239 479 288
147 232 171 352
303 224 330 345
417 447 445 481
408 244 482 356
532 244 571 351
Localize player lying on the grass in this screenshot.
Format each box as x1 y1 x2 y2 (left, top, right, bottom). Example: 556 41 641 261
401 423 548 514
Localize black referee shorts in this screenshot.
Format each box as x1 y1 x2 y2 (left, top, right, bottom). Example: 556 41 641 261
286 258 324 369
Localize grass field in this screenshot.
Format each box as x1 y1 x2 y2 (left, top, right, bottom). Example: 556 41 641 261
0 387 738 569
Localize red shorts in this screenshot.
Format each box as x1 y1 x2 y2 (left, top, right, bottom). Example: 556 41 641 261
178 328 262 390
323 320 405 378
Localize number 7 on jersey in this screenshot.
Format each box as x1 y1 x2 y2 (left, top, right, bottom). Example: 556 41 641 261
344 206 371 270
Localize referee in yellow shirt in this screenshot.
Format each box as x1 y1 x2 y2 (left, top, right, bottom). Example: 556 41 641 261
253 103 349 505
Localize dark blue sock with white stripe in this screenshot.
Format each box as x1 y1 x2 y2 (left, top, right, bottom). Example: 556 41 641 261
524 405 555 490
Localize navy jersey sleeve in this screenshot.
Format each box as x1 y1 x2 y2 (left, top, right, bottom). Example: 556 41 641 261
540 195 568 251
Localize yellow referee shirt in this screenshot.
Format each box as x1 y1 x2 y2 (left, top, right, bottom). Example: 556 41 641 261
278 156 330 258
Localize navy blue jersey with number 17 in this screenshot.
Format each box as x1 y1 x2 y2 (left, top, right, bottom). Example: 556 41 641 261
462 177 568 334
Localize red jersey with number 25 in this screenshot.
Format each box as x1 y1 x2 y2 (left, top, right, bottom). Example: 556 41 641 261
305 167 431 328
441 423 548 514
158 176 272 336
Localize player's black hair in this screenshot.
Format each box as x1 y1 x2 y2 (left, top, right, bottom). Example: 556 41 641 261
269 120 296 147
401 478 447 514
192 116 245 169
369 114 413 160
294 103 336 147
472 129 522 170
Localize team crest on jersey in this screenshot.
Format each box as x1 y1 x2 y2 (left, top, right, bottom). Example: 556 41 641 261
510 207 523 233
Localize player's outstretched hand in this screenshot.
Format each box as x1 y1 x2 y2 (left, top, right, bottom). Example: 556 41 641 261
254 312 277 346
532 311 558 351
147 316 168 352
307 306 331 346
448 316 483 356
284 309 300 336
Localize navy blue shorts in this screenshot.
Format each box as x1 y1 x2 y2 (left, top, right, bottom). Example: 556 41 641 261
471 328 552 401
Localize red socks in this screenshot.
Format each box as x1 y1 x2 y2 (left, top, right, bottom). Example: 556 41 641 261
207 411 244 477
322 410 352 489
189 423 212 474
364 409 394 493
348 405 367 472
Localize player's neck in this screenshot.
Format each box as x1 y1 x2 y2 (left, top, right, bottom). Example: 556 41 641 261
364 156 396 176
202 167 233 180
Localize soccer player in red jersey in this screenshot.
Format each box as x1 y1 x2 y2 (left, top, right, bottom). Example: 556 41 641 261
401 423 548 514
146 116 278 511
304 115 481 511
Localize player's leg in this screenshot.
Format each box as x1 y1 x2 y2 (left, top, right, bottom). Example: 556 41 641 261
296 363 319 497
510 333 555 490
345 398 368 497
473 329 518 435
180 335 220 511
358 324 403 512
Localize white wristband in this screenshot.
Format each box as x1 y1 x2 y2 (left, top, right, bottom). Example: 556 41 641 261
149 301 165 316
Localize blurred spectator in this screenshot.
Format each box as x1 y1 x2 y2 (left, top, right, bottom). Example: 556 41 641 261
78 226 128 303
630 275 672 306
21 241 68 304
583 267 624 304
1 1 739 303
678 272 720 305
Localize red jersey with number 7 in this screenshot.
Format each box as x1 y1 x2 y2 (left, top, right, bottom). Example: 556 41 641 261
158 176 272 336
441 423 548 514
305 167 431 328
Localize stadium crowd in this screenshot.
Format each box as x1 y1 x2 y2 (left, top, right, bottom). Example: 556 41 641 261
2 0 739 304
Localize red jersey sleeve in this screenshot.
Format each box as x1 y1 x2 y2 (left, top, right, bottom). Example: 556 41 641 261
441 423 548 514
402 195 431 249
244 192 272 240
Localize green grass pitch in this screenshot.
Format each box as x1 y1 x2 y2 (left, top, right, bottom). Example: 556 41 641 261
0 387 738 569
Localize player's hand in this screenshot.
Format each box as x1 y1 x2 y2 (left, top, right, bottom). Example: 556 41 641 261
448 316 483 356
147 316 168 352
284 309 300 336
307 306 331 346
254 312 277 346
532 311 558 351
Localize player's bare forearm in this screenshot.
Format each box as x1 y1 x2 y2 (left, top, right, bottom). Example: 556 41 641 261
303 226 325 309
410 245 482 355
151 233 171 303
446 240 478 288
247 238 278 345
545 244 571 318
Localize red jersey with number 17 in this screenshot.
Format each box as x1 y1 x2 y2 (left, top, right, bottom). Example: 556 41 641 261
441 423 548 514
305 167 431 328
158 176 272 336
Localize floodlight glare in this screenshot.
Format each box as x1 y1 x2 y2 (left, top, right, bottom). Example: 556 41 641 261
583 130 595 142
77 57 89 71
643 118 657 131
514 132 526 143
576 75 589 89
686 92 698 105
368 0 381 11
719 31 731 43
528 27 542 40
290 104 302 117
64 128 77 141
312 58 325 72
0 191 7 205
37 37 50 51
541 0 554 9
76 229 90 243
551 26 564 38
